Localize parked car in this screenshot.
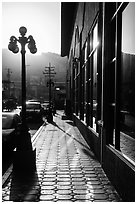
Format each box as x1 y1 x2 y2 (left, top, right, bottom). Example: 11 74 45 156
27 99 41 103
25 101 44 122
2 98 17 111
2 112 21 154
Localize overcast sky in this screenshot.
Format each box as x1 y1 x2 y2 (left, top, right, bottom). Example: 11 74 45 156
2 2 61 55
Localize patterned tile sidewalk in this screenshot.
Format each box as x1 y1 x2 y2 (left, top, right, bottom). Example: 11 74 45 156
2 111 122 202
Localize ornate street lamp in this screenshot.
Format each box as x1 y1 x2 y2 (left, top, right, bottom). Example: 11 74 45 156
8 26 37 173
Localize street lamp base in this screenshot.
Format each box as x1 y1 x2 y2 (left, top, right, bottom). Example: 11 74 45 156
13 148 36 174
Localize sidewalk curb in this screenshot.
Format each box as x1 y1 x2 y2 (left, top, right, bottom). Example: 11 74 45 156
2 165 13 187
31 121 47 145
2 122 46 187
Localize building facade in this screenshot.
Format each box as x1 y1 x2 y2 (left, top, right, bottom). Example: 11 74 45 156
61 2 135 201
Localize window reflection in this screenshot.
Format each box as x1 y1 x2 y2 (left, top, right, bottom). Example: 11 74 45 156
93 24 99 49
120 3 135 161
92 23 98 130
84 42 87 123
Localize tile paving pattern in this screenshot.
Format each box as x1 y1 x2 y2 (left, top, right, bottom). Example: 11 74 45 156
2 112 122 202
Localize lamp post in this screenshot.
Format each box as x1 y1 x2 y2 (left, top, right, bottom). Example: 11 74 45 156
8 26 37 173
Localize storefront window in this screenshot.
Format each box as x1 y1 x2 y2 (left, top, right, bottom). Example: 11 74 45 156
84 42 88 123
92 23 98 130
120 3 135 161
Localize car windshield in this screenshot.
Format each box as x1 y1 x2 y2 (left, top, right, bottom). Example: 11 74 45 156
26 104 41 109
2 115 13 129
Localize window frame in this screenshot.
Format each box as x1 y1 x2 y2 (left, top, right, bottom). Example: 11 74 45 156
87 15 101 132
105 2 132 151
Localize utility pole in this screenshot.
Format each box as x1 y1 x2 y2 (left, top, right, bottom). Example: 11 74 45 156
43 62 56 106
43 63 56 122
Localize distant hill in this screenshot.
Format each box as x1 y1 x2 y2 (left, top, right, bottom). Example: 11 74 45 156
2 48 68 84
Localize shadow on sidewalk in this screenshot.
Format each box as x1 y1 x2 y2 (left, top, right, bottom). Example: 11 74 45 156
9 170 40 201
51 121 97 160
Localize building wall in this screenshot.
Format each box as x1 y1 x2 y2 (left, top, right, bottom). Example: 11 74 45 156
66 2 135 201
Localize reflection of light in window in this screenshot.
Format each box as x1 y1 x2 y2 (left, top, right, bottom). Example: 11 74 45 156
122 2 135 54
92 23 98 131
85 41 88 61
93 24 99 49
